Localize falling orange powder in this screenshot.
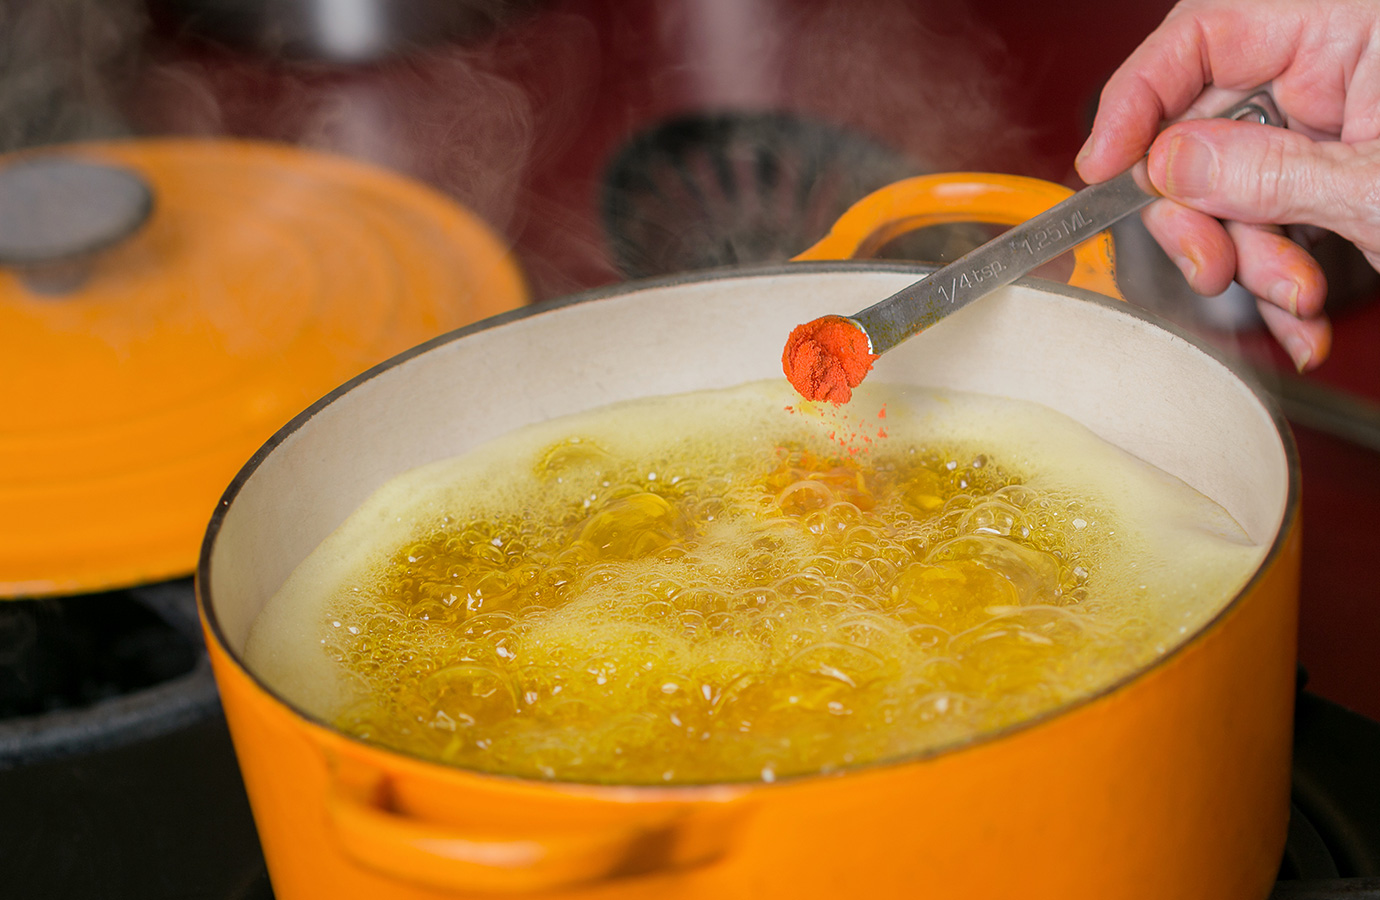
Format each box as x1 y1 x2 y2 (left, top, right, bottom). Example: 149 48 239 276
782 316 879 404
784 402 890 457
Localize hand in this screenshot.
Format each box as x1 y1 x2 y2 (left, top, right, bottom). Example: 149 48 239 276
1074 0 1380 371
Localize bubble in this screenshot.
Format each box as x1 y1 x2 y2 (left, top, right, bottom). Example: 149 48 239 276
928 535 1064 608
963 499 1022 537
774 572 828 598
678 609 706 637
579 492 684 559
274 382 1262 786
420 664 516 725
904 622 951 649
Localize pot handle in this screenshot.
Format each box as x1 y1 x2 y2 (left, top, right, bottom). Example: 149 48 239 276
325 767 745 894
794 173 1123 299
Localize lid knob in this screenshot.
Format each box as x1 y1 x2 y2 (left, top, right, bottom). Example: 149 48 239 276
0 156 153 295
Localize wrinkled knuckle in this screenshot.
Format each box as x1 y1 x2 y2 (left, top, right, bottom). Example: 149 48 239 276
1253 135 1296 220
1345 158 1380 247
1308 152 1380 249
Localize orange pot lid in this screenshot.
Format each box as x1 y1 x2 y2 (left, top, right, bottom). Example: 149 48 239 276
0 138 527 598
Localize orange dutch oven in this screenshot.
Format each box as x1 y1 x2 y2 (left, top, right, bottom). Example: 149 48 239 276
198 174 1300 900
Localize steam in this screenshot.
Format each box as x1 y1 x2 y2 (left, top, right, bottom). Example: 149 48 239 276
784 1 1037 175
133 46 542 241
655 0 1037 177
0 0 146 151
124 12 609 298
597 0 1042 275
0 0 1054 298
672 0 783 108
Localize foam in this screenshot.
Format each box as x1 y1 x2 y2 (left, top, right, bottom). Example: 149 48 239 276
245 380 1265 777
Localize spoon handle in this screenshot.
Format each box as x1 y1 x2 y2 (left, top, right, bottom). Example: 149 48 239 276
851 91 1284 355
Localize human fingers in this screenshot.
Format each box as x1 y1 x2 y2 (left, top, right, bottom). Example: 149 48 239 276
1147 118 1380 250
1256 297 1332 372
1221 220 1328 320
1077 0 1380 184
1139 199 1237 297
1137 202 1330 370
1076 4 1289 182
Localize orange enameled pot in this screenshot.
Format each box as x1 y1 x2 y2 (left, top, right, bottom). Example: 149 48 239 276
199 174 1300 900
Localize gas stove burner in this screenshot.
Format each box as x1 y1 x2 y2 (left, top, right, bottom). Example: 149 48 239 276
602 111 994 280
1281 801 1341 882
0 584 266 898
1265 691 1380 898
1284 691 1380 878
0 579 218 770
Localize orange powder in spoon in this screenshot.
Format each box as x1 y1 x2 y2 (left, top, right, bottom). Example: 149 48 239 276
782 316 878 404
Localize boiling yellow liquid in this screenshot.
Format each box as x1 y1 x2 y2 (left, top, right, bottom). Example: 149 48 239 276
246 382 1265 784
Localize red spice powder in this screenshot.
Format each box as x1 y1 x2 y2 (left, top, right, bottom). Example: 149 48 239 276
784 402 889 457
781 316 879 404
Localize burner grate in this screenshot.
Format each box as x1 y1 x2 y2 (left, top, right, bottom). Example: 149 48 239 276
601 111 999 279
0 579 219 770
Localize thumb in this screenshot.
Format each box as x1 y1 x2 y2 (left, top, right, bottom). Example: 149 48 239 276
1147 119 1354 229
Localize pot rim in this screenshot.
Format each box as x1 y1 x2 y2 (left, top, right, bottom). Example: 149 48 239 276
197 259 1301 792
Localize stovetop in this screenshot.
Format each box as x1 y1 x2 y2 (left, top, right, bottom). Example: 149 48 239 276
6 1 1380 897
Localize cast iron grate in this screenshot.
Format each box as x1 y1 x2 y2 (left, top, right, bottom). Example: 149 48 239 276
602 110 1004 279
0 579 219 770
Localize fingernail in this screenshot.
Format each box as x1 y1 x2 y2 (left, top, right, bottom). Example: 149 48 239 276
1270 280 1301 317
1283 334 1313 372
1075 136 1095 171
1163 134 1217 199
1173 253 1199 284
